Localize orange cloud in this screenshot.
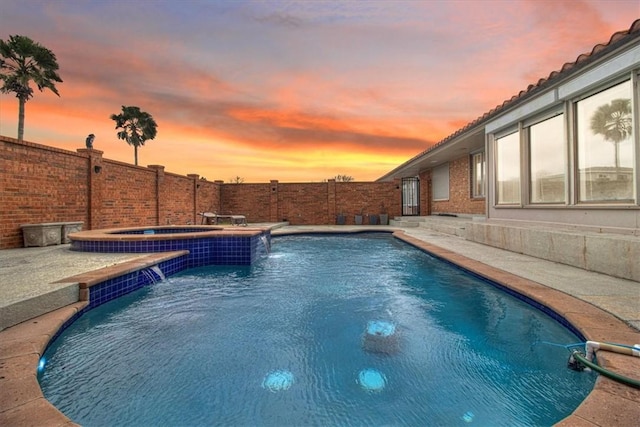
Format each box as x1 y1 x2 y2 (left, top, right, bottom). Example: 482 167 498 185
2 1 637 183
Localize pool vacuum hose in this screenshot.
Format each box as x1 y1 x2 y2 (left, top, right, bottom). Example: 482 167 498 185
570 341 640 389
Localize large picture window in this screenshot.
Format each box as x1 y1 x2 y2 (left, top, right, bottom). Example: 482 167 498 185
576 80 634 202
529 114 566 203
472 152 485 198
495 132 520 204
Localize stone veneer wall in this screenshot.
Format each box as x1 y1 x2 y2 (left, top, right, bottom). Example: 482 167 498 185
1 136 404 249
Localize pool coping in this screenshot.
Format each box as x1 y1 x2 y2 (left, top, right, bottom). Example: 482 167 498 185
1 231 638 426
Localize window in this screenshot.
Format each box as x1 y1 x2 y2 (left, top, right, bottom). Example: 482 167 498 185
529 114 566 203
432 163 449 201
495 132 520 204
471 152 485 198
576 80 634 202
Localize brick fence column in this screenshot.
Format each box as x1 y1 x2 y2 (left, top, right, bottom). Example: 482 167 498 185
188 174 200 225
393 178 402 218
270 180 279 222
77 148 104 230
148 165 165 225
214 180 224 214
327 179 336 224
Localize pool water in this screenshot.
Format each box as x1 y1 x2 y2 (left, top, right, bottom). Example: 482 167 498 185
39 234 595 426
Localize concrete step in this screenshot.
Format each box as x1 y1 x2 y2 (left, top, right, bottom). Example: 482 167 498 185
467 221 640 282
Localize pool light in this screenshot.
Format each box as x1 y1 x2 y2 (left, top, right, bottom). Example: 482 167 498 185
358 368 387 392
262 370 294 392
462 411 475 422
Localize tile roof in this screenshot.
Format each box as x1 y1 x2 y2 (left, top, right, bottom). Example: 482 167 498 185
394 18 640 172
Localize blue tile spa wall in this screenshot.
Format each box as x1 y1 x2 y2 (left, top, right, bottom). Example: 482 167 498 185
43 255 189 356
86 255 188 311
70 230 271 267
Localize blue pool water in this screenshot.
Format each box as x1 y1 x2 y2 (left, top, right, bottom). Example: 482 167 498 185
39 234 595 426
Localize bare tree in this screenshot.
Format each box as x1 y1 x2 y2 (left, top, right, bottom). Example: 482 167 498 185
334 174 354 182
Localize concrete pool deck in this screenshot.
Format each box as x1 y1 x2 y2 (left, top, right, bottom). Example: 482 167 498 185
1 224 638 426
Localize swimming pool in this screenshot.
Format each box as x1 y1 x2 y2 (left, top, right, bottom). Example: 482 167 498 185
38 234 595 426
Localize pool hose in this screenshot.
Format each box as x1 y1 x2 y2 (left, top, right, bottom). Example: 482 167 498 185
570 341 640 389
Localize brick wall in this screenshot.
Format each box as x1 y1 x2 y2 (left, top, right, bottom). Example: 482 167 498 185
219 183 272 222
1 136 405 248
431 155 485 215
335 181 402 225
218 180 402 225
0 137 221 248
98 159 157 228
1 137 89 248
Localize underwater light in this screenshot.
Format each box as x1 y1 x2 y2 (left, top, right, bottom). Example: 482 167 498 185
262 370 294 392
462 411 475 422
358 368 386 392
37 357 46 373
366 320 396 337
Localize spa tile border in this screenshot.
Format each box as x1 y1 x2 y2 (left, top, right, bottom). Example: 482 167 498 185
69 227 271 266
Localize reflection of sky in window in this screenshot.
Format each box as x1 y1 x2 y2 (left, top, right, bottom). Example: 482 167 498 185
530 114 565 178
496 132 520 180
577 81 633 169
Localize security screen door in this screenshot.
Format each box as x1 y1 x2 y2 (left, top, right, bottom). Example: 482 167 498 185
402 177 420 215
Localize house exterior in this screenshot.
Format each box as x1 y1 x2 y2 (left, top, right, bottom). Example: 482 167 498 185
379 19 640 234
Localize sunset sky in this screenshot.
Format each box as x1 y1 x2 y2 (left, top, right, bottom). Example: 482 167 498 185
1 1 638 182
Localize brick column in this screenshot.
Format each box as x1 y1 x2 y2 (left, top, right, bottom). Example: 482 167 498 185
148 165 165 225
418 171 430 216
270 180 279 222
214 180 224 214
393 178 402 218
327 179 336 224
187 174 200 224
77 148 104 230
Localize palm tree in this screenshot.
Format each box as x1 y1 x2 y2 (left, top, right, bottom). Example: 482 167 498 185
110 106 158 166
590 98 632 168
0 35 63 141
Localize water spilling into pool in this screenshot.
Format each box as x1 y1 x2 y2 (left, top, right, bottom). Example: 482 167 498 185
39 234 595 426
141 265 166 285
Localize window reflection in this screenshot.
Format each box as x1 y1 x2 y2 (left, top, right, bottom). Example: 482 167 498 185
496 132 520 204
577 81 634 202
472 152 485 198
529 114 566 203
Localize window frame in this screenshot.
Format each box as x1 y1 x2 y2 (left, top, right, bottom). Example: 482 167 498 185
572 78 636 204
494 129 522 206
526 111 567 205
471 151 486 199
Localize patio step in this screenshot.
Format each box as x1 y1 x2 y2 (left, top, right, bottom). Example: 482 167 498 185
418 215 475 238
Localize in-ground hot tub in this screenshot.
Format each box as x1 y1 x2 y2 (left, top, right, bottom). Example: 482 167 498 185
69 225 271 266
